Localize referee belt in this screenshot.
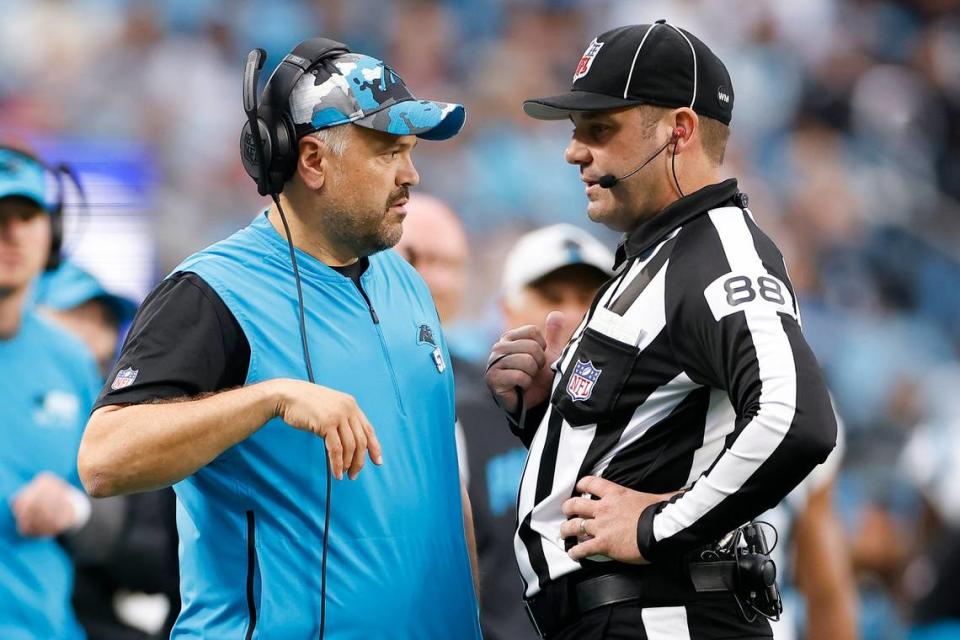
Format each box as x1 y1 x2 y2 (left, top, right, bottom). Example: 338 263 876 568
524 559 738 638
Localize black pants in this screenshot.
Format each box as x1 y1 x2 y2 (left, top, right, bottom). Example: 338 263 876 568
551 595 773 640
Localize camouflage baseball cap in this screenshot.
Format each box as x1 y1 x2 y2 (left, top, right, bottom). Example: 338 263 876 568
289 52 465 140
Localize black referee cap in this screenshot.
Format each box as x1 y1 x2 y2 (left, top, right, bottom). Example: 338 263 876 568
524 20 734 126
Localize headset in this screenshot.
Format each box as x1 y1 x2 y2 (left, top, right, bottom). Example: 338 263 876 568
240 38 351 639
0 146 88 271
241 38 350 197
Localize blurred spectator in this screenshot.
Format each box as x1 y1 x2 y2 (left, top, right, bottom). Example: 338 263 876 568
764 415 859 640
33 260 138 375
0 145 101 639
33 259 179 640
395 192 469 326
466 224 612 640
898 365 960 640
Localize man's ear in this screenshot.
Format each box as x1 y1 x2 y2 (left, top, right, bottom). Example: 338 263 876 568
671 108 698 154
296 135 327 191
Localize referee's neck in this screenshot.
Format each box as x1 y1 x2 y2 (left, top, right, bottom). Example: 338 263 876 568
663 163 723 208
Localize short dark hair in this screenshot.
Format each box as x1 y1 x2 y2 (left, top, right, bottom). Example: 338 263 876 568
698 115 730 165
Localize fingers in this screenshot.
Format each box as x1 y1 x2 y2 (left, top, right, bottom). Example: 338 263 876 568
334 405 382 480
11 498 28 533
325 429 344 480
562 496 598 519
568 536 604 562
559 517 593 539
544 311 567 354
575 475 618 497
338 420 356 481
361 414 383 466
490 338 547 367
499 325 546 350
12 492 45 537
346 416 367 480
489 369 535 393
488 352 543 379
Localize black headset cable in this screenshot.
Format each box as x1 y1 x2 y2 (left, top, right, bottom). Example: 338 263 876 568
272 194 332 638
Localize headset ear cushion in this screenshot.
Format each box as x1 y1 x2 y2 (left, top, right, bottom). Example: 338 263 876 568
240 118 274 195
271 114 299 193
46 205 63 271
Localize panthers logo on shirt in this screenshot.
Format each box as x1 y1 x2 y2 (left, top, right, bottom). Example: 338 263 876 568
417 323 436 346
416 324 445 373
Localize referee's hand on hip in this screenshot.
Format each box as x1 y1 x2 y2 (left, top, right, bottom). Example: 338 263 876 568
560 476 681 564
485 311 566 414
274 380 384 480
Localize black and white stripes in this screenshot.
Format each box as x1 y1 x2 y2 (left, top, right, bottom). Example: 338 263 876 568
513 180 836 598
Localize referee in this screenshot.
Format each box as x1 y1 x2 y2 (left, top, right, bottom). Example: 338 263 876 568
485 21 837 639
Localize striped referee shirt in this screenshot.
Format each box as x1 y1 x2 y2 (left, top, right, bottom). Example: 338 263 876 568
511 179 837 598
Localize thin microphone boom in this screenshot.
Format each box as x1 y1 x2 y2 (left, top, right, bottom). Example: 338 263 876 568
597 137 673 189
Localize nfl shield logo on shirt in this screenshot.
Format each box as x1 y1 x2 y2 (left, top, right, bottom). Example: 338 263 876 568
111 367 139 390
566 360 602 402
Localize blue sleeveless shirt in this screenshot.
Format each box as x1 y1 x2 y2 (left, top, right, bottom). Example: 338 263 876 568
169 214 480 639
0 311 98 640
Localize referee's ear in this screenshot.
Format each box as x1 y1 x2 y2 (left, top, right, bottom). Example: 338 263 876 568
669 107 698 157
296 135 328 192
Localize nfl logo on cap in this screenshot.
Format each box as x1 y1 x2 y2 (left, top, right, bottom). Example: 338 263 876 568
573 38 604 81
567 360 602 402
111 367 139 390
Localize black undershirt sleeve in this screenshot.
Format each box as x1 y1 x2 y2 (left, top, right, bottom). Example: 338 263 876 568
93 272 251 411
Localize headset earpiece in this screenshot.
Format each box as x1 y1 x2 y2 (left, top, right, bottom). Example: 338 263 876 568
672 126 686 143
270 108 298 191
44 161 67 271
47 200 63 271
240 38 351 197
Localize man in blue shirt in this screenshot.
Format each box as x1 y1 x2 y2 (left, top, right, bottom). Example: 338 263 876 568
33 260 182 638
79 40 480 638
0 146 102 639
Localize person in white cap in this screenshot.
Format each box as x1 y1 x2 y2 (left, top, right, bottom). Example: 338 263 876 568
501 224 615 345
458 224 614 640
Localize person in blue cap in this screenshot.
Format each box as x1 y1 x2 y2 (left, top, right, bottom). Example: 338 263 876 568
34 261 138 376
79 40 480 638
0 145 102 639
32 263 182 639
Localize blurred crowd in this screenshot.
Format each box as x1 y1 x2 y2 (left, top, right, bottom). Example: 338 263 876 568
3 0 960 638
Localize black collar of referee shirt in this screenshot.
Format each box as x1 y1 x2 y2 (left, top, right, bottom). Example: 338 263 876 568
614 178 743 268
